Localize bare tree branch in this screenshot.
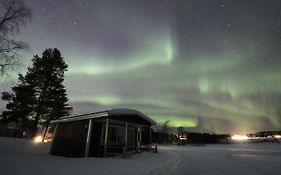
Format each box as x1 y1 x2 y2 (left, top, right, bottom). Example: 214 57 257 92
0 0 31 76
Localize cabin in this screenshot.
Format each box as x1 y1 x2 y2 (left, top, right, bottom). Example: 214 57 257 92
50 108 156 157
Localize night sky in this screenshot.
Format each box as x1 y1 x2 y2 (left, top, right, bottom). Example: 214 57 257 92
1 0 281 133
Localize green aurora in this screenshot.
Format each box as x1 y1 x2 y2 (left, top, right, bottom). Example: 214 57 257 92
1 0 281 133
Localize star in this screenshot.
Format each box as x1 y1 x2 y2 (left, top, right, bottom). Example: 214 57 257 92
3 0 281 133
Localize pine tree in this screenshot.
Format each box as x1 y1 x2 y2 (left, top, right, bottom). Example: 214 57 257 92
1 75 36 131
1 48 72 136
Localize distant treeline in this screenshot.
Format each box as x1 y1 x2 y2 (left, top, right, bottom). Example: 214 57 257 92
152 131 230 145
249 131 281 137
152 121 230 144
185 132 230 144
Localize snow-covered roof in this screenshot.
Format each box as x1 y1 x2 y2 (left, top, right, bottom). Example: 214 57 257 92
108 108 156 125
51 108 156 125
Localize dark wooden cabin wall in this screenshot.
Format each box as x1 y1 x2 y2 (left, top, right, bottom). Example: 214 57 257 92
51 120 88 157
89 122 102 157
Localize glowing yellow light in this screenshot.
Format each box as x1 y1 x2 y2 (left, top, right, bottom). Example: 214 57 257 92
33 136 42 143
179 137 187 140
231 134 249 141
274 135 281 139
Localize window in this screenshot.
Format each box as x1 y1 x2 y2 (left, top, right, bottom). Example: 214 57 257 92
107 125 124 145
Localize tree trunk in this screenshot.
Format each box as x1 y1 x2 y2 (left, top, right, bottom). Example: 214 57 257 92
42 122 49 142
32 114 40 137
31 76 50 137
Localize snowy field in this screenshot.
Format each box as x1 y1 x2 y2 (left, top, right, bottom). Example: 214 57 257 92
0 137 281 175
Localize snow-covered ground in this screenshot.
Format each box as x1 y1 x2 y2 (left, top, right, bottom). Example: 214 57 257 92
165 143 281 175
0 137 176 175
0 137 281 175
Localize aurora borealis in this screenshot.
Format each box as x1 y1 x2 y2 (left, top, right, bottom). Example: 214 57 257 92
1 0 281 133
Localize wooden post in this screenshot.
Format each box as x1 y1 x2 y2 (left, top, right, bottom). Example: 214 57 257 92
122 146 126 158
140 128 142 146
136 127 139 151
124 122 128 153
149 126 152 144
103 116 109 157
84 119 93 157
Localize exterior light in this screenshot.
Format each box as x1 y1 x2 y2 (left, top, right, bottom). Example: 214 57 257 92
33 136 43 143
231 134 249 141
